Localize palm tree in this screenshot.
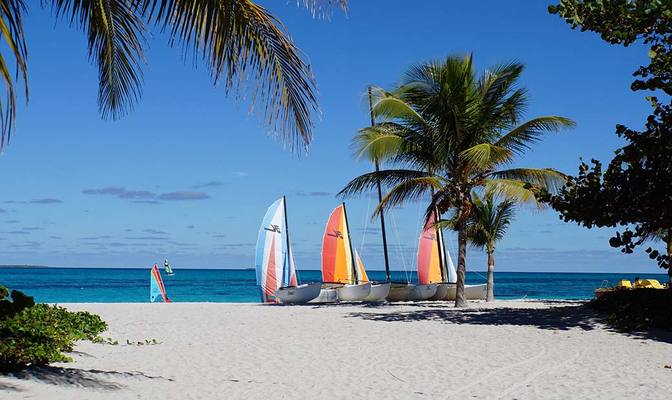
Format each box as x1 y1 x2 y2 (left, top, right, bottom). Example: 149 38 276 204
466 191 515 302
0 0 347 150
339 54 575 307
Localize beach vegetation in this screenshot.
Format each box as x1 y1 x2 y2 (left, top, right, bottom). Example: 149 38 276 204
0 0 348 151
545 1 672 282
339 55 574 306
0 285 107 372
590 289 672 332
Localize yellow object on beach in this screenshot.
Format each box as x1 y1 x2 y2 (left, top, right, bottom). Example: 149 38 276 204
615 279 632 289
634 279 665 289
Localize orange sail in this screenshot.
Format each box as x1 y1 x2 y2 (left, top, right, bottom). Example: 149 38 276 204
417 212 443 284
355 249 369 283
321 204 354 284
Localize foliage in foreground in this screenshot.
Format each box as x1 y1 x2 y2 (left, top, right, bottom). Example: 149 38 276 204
590 289 672 332
0 285 107 372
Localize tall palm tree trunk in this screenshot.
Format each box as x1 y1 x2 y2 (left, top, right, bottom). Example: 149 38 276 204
455 227 468 307
486 251 495 302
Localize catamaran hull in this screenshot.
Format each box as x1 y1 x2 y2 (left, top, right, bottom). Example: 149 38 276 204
445 283 487 300
275 283 321 304
363 282 391 302
428 282 450 300
410 283 438 301
309 287 339 303
386 283 415 302
337 282 372 302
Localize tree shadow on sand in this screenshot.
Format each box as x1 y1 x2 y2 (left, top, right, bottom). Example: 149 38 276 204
346 302 672 344
0 381 23 392
5 366 173 391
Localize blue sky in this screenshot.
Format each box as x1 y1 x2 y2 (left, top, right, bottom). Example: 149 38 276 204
0 1 663 273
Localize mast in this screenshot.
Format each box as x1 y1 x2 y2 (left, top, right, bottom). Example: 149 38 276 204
435 214 448 282
368 86 391 282
282 196 293 287
430 184 447 282
342 202 359 284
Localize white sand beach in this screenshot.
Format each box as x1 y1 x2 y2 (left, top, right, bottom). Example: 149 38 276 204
1 301 671 399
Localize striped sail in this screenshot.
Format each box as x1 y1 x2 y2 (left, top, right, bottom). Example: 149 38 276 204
255 198 286 303
150 264 170 303
417 212 443 284
321 204 354 284
354 249 369 283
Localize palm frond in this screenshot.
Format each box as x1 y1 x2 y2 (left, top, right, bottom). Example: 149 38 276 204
352 125 406 162
338 169 432 199
489 167 568 193
298 0 348 17
0 0 27 147
52 0 146 120
484 178 539 205
495 116 576 154
460 143 513 171
372 94 426 126
374 175 441 216
141 0 319 151
467 190 515 250
52 0 145 119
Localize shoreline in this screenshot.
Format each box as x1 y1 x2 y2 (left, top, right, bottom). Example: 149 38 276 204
2 300 671 399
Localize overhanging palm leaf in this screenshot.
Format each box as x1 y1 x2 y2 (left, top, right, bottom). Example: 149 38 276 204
0 0 27 147
52 0 146 120
1 0 348 151
140 0 320 150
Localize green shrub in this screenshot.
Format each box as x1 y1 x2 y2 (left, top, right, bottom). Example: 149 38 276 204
589 289 672 331
0 285 108 372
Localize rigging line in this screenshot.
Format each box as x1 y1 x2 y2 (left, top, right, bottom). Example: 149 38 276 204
388 210 410 283
359 193 372 254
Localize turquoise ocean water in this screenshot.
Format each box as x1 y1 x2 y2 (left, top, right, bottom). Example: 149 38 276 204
1 267 668 303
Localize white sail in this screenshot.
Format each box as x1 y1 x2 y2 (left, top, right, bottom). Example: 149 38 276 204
446 249 457 284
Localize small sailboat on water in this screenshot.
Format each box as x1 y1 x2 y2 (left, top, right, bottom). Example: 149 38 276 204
319 203 372 302
164 259 174 276
255 197 321 304
150 264 171 303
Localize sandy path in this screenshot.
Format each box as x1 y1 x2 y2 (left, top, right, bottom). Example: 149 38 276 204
1 301 671 399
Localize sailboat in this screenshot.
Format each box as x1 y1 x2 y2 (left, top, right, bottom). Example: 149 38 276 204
255 197 321 304
164 260 174 276
320 203 372 302
442 241 487 301
415 212 452 301
355 249 391 302
150 264 171 303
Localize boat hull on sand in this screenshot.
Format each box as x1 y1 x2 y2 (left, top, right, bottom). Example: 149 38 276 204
386 283 415 302
445 283 487 300
410 283 438 301
428 282 450 300
337 282 372 302
275 283 321 304
363 282 391 302
309 286 339 303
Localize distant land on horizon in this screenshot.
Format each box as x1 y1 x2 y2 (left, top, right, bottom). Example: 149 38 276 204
0 265 49 269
